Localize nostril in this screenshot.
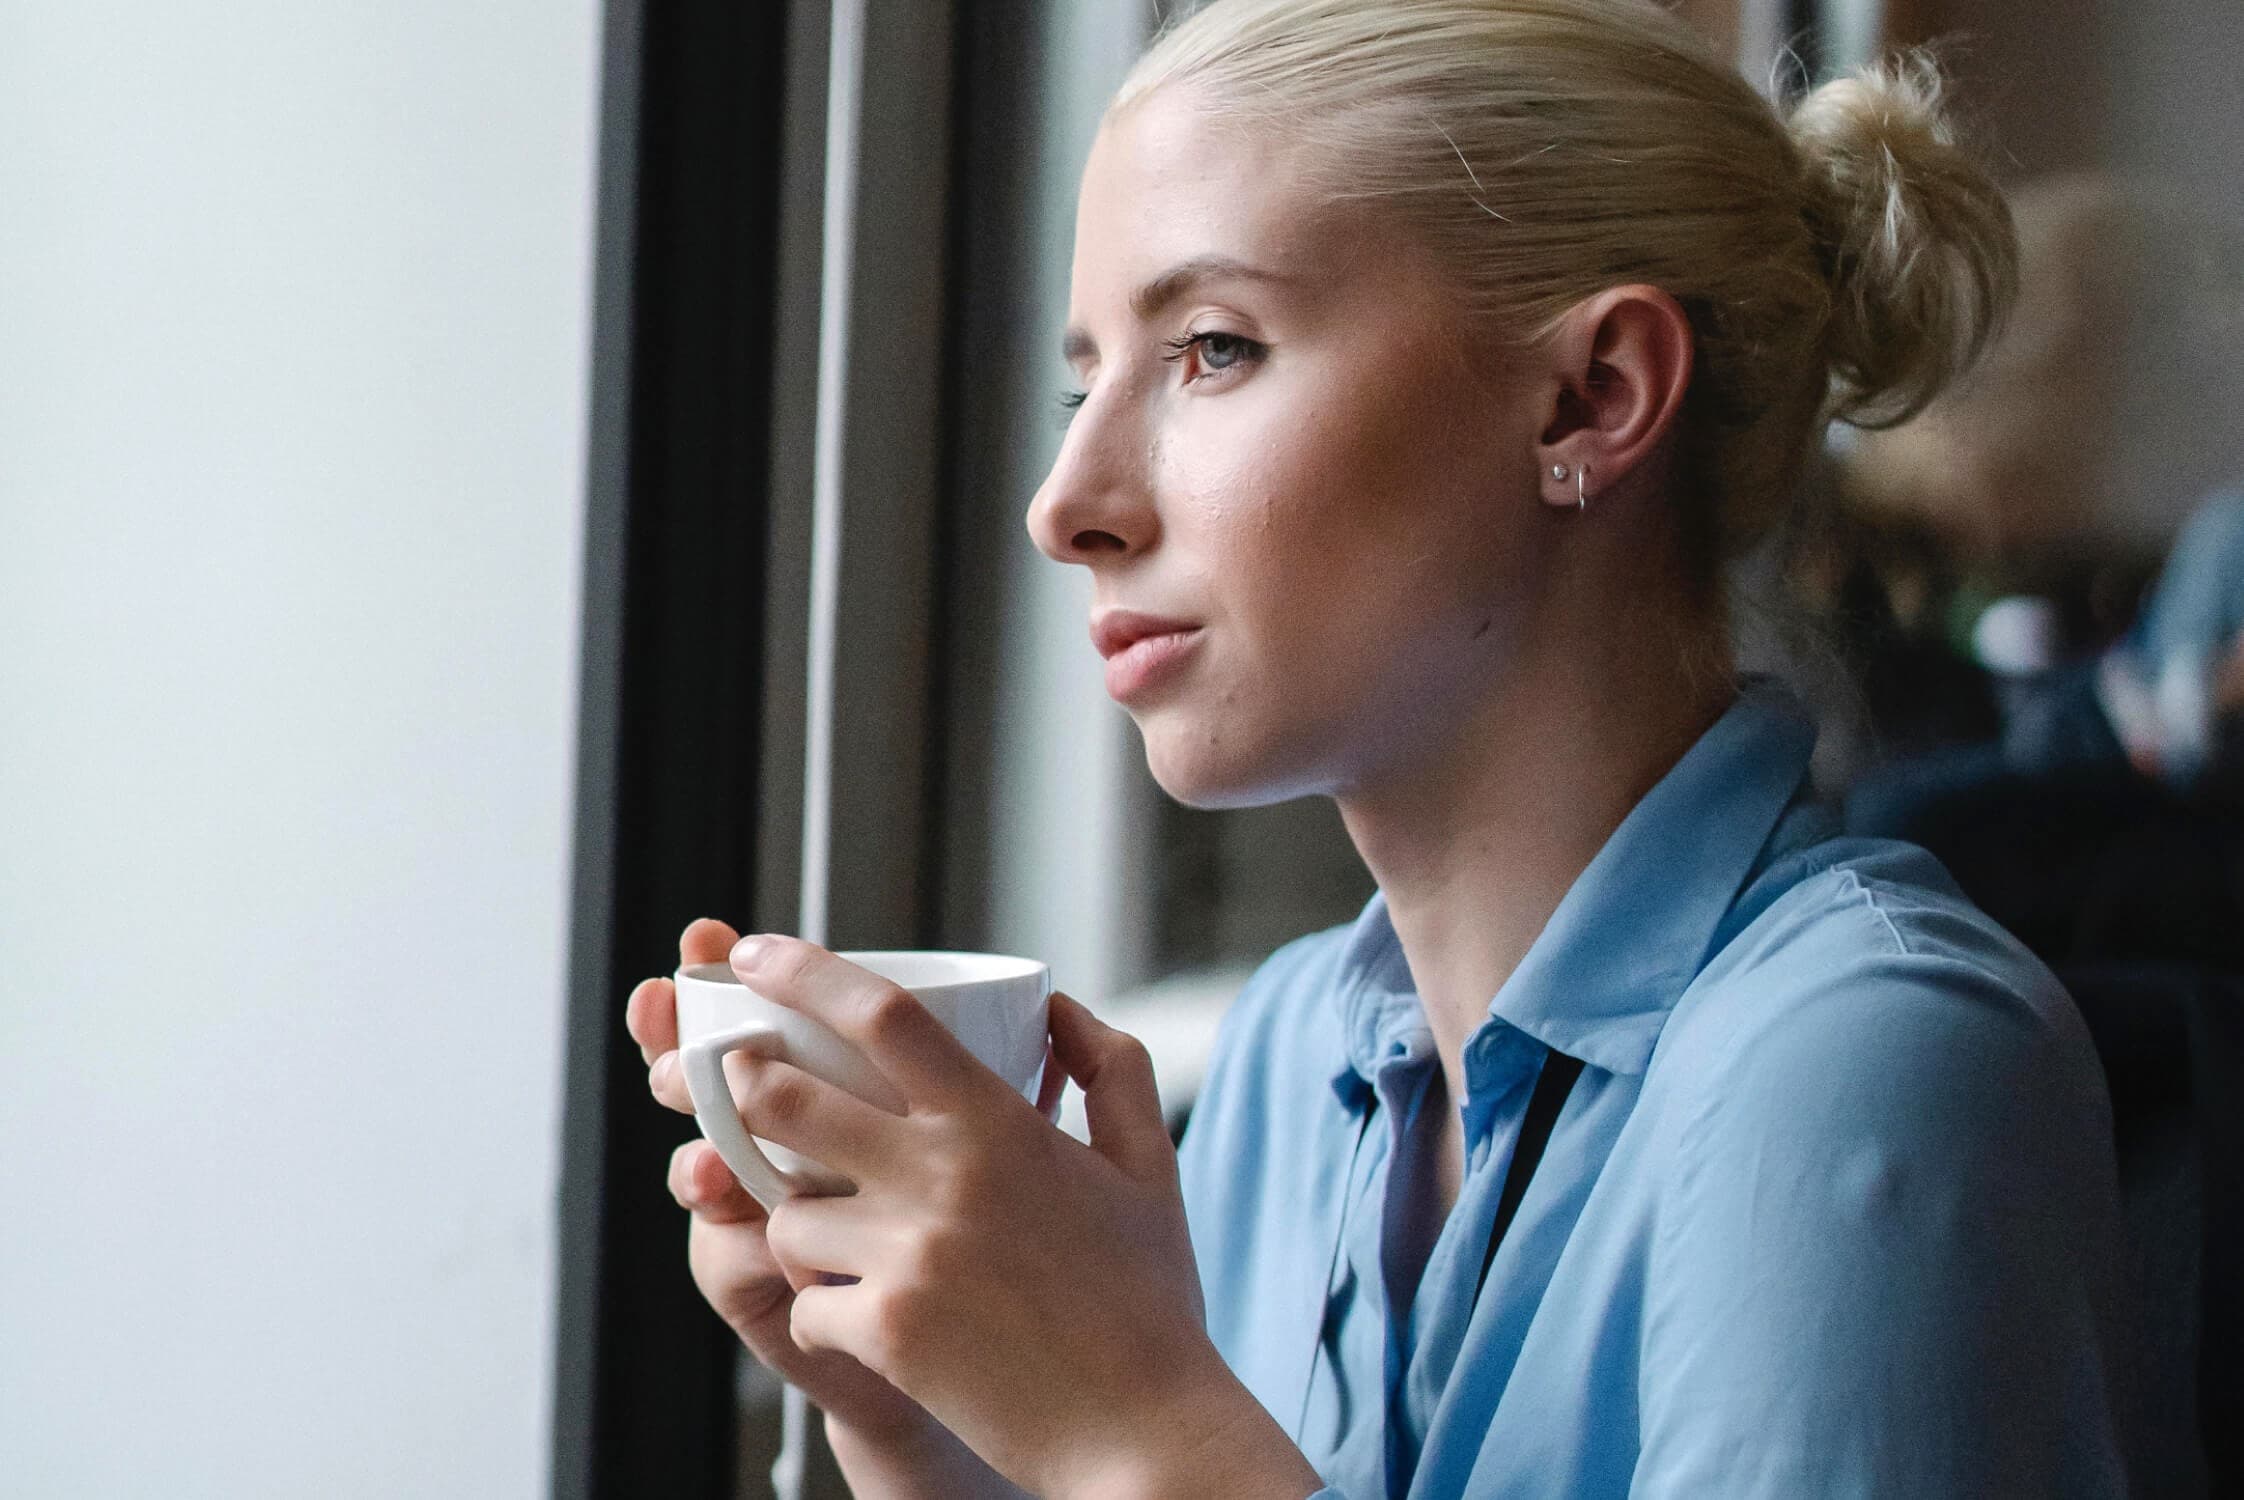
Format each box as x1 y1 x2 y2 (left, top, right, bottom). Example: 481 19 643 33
1074 529 1129 554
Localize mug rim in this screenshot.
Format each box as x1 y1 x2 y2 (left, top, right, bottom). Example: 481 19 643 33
675 949 1048 995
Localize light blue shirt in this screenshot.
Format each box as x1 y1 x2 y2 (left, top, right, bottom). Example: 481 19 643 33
1177 683 2130 1498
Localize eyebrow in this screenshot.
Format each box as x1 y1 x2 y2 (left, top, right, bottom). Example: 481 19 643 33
1061 255 1295 365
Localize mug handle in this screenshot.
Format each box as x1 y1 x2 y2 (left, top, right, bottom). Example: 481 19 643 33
681 1023 816 1209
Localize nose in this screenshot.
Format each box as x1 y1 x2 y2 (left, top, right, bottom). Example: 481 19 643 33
1026 397 1157 567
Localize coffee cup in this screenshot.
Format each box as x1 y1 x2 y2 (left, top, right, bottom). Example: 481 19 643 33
674 950 1051 1208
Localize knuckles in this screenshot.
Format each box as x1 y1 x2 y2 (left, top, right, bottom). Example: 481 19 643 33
1107 1030 1155 1078
686 1220 790 1336
862 1296 908 1371
760 1199 811 1274
707 1261 793 1340
855 1281 923 1374
858 986 924 1050
765 1207 957 1374
920 1151 990 1222
758 937 819 992
736 1054 813 1127
749 942 934 1064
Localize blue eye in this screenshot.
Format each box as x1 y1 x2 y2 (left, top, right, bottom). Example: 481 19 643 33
1200 333 1249 369
1161 329 1265 381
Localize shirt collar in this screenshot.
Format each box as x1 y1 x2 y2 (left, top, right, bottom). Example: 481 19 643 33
1329 679 1817 1097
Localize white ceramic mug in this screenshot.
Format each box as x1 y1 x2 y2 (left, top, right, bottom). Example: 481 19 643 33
674 950 1052 1208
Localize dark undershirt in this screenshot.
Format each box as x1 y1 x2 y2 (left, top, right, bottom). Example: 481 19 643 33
1378 1065 1454 1340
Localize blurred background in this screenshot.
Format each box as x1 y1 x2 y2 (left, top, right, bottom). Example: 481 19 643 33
3 1 2238 1497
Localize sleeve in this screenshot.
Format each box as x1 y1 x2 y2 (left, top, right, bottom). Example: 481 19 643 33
1631 943 2130 1499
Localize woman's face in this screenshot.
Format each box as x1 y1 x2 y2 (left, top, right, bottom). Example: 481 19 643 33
1029 90 1552 809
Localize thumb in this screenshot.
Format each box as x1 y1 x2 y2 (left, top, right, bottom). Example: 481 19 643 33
1046 992 1173 1185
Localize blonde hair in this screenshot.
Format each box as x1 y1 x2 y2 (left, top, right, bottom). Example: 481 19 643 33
1113 0 2018 566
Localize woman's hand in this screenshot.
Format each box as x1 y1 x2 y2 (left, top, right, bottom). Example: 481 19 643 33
626 919 1026 1498
717 934 1323 1500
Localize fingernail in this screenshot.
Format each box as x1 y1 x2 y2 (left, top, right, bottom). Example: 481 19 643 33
731 934 773 971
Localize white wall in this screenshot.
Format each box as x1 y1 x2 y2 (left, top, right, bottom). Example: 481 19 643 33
0 4 599 1496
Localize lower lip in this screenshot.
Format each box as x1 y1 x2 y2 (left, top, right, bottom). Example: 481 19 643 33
1103 628 1204 702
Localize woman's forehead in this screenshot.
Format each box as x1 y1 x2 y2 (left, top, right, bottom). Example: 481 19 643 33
1063 88 1466 364
1072 93 1335 294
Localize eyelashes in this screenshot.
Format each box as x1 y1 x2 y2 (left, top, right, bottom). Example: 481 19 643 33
1161 329 1261 374
1057 329 1267 425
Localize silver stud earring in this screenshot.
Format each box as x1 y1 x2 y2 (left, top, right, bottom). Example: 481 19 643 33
1550 463 1569 481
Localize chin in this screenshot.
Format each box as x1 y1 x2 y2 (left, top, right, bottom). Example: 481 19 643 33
1137 712 1319 811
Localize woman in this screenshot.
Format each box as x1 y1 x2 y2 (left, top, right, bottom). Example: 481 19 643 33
626 1 2129 1494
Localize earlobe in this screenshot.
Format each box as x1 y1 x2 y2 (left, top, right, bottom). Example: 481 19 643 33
1541 460 1592 512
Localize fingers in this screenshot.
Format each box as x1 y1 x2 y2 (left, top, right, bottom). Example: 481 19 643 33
626 977 679 1062
655 1038 908 1171
1046 991 1174 1185
669 1139 768 1225
686 1207 930 1439
730 936 988 1108
681 917 742 966
626 912 738 1060
686 1211 797 1345
672 1152 822 1364
648 1049 692 1114
788 1279 876 1367
713 1049 908 1179
1034 1039 1066 1124
764 1192 881 1284
628 916 743 1081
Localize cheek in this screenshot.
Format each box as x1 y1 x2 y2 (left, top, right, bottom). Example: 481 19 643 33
1144 432 1498 798
1186 372 1506 654
1135 341 1532 799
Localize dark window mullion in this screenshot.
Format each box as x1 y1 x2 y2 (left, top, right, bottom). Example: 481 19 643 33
553 2 792 1497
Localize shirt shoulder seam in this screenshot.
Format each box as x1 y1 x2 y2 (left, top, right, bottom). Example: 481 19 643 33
1833 865 1912 957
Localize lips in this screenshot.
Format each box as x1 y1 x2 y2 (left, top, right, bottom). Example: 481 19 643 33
1091 609 1201 660
1091 609 1204 702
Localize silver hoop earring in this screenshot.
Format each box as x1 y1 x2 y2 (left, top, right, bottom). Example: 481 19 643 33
1577 464 1590 511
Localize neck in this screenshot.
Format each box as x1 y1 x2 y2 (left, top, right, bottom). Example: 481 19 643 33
1335 565 1733 1108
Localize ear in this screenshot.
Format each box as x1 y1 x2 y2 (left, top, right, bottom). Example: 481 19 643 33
1533 285 1695 511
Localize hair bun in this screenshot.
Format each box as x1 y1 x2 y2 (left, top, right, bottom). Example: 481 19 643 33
1788 53 2019 429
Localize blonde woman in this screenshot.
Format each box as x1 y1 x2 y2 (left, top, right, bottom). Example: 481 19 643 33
626 1 2128 1494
